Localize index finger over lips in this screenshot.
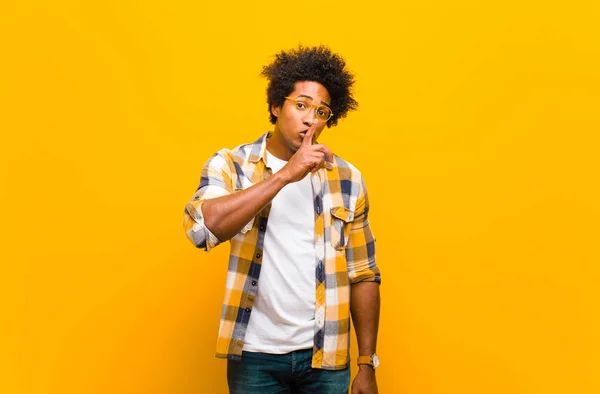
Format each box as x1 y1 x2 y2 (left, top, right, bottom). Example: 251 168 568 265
302 121 318 147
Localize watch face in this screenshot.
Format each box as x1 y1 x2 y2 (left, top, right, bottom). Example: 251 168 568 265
372 354 380 368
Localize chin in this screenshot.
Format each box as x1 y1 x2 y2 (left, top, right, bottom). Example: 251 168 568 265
289 139 302 150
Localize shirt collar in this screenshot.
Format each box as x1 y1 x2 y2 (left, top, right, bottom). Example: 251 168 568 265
248 131 272 164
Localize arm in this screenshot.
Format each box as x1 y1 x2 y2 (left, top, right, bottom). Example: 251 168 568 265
184 123 333 246
350 282 380 394
201 171 287 241
346 177 381 394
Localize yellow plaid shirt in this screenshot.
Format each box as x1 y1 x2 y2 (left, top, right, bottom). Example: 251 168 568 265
183 132 380 370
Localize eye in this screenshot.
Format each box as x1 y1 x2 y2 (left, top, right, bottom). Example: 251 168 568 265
317 107 331 119
295 101 307 110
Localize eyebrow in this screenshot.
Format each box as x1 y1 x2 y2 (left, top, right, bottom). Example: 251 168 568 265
296 94 331 108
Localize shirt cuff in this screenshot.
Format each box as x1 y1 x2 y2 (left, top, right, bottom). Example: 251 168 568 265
186 201 222 251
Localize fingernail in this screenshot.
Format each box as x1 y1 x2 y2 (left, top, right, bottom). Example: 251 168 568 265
325 162 333 170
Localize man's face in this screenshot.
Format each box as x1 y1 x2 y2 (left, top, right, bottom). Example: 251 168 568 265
269 81 331 159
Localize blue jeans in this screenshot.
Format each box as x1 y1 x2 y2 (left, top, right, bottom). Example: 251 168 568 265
227 349 350 394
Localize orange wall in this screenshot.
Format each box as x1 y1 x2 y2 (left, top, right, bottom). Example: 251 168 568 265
2 1 599 393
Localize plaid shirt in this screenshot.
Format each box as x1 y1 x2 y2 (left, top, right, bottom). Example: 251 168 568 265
183 132 380 370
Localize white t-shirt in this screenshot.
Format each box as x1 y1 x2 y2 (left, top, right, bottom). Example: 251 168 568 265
242 150 316 353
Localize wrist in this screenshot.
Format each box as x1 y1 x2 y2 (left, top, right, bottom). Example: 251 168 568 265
358 364 376 373
272 168 291 186
357 353 380 369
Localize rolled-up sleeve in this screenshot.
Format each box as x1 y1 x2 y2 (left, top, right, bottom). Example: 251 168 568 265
184 151 234 251
346 177 381 284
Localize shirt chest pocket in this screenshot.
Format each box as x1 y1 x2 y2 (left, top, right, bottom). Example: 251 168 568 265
330 206 354 250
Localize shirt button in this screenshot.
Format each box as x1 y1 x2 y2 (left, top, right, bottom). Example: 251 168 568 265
256 253 261 259
251 280 257 286
245 308 251 312
316 316 324 327
259 225 265 231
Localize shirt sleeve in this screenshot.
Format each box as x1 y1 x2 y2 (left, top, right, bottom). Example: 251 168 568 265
346 177 381 284
183 150 234 252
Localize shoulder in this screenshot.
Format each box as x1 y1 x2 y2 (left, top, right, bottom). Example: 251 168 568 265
207 133 267 167
333 154 363 183
229 140 256 160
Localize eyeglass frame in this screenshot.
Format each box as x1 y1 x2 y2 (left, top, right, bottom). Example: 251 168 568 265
284 96 334 122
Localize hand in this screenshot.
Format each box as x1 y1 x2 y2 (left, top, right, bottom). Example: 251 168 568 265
279 121 334 184
351 365 378 394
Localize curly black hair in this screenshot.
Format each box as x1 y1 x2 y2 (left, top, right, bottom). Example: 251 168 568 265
261 45 358 128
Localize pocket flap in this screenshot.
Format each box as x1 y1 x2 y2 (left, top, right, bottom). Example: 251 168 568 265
330 206 354 223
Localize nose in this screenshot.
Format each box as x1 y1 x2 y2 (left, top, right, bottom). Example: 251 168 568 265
302 109 318 126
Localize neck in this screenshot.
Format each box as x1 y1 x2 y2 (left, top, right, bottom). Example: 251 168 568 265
266 130 294 161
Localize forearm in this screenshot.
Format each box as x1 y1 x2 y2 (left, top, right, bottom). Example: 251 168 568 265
350 281 380 357
202 171 288 241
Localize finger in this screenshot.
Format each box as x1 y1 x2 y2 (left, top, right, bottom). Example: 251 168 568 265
321 145 334 164
309 161 319 173
310 154 327 171
310 152 325 165
311 145 334 169
302 120 318 147
312 144 333 161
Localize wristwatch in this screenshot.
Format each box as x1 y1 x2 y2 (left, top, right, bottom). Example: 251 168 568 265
357 353 380 369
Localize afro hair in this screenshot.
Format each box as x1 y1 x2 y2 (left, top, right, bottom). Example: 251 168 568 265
261 45 358 127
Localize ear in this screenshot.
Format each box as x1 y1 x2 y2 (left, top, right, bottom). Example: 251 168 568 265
271 104 281 118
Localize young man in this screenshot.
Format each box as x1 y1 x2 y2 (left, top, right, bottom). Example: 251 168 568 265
184 46 381 394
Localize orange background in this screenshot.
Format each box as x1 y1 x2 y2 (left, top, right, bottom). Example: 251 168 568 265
2 1 599 393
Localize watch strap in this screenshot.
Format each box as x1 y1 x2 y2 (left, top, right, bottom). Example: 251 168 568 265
357 355 372 366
